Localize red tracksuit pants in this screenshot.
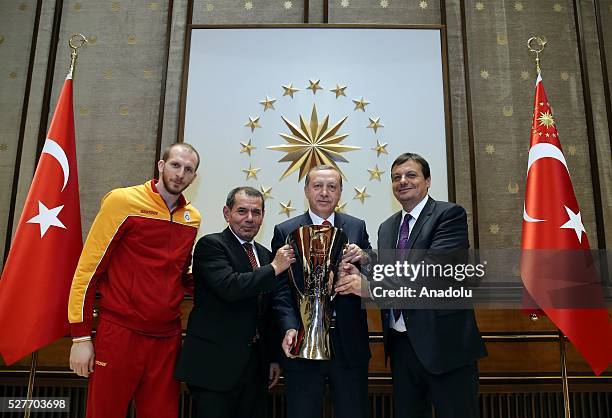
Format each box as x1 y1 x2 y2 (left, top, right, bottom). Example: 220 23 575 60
86 319 182 418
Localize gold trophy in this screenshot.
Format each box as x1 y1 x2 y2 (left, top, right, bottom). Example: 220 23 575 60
286 225 348 360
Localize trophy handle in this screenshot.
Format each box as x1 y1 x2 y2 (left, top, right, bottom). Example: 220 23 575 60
285 237 305 299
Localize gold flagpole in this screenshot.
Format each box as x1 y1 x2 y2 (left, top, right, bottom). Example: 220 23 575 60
558 331 572 418
527 36 571 418
23 34 87 418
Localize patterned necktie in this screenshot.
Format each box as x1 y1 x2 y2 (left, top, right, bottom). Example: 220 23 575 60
243 242 258 269
243 243 263 340
394 214 412 321
397 213 412 249
322 219 332 226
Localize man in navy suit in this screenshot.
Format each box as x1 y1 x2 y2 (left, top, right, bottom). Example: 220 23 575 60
374 153 486 418
175 187 295 418
272 165 371 418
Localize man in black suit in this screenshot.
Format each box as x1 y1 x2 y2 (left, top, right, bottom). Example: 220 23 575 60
374 153 486 418
272 165 371 418
175 186 295 418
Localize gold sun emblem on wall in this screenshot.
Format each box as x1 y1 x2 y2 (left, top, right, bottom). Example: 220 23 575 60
267 104 360 181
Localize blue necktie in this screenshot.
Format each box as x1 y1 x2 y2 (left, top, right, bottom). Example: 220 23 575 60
393 214 411 322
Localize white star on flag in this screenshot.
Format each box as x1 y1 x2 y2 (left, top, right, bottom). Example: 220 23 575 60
26 201 67 238
559 205 586 243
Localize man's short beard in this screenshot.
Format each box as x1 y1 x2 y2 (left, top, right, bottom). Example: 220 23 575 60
162 175 185 196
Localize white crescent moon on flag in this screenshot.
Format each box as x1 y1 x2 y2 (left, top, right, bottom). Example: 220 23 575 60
42 138 70 192
523 142 569 223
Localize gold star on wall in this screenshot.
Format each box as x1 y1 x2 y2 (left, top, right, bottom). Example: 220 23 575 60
18 3 28 11
335 201 347 213
206 3 214 11
268 104 359 181
372 140 388 156
306 79 323 94
242 164 260 180
143 68 153 79
259 96 276 111
379 0 389 8
497 35 507 45
119 105 129 116
111 2 121 12
8 71 17 80
279 200 295 217
148 2 159 10
419 1 428 9
103 69 113 79
507 182 519 194
79 106 89 116
537 111 555 128
489 224 500 234
485 144 495 154
245 2 253 10
282 83 299 98
553 4 562 12
95 144 106 153
367 117 383 133
475 2 484 11
73 2 82 11
503 106 513 117
514 2 523 12
260 186 273 200
240 139 256 155
560 72 569 81
341 0 350 7
284 1 293 9
244 116 261 132
330 84 347 98
567 145 577 156
520 71 530 80
367 165 384 181
0 144 8 151
352 97 370 111
0 36 4 45
353 187 370 203
135 143 146 152
88 36 98 44
127 34 137 45
480 69 490 79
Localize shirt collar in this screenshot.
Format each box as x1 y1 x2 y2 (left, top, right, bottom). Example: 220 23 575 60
308 210 335 226
401 195 429 222
228 226 255 246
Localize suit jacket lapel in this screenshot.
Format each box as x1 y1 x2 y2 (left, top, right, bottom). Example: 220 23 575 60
407 197 435 249
334 212 346 231
388 211 403 249
222 227 252 272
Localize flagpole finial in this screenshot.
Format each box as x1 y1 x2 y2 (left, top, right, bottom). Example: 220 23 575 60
67 34 88 79
527 36 547 75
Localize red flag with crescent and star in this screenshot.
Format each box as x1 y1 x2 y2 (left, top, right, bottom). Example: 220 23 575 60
521 74 611 375
0 74 82 365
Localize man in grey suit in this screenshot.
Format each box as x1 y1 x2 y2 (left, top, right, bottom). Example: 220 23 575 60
379 153 485 418
342 153 486 418
272 165 371 418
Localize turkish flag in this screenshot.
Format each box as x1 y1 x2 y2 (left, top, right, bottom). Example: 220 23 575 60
521 74 611 375
0 75 82 365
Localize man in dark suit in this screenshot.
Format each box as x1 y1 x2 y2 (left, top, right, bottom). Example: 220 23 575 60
175 186 295 418
272 165 372 418
374 153 486 418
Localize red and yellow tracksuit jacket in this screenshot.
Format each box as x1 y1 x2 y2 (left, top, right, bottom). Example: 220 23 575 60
68 180 201 338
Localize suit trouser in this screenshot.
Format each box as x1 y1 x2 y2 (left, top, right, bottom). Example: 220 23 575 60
389 330 480 418
188 345 267 418
283 329 369 418
86 319 181 418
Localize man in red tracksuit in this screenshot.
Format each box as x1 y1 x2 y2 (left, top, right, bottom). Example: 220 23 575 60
68 143 201 418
